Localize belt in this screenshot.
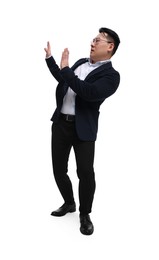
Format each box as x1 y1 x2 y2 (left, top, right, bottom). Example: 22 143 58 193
60 113 75 122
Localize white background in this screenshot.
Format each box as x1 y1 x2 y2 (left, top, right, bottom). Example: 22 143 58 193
0 0 159 259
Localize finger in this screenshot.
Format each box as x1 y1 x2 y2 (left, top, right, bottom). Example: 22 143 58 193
47 41 50 48
64 48 69 54
63 48 69 57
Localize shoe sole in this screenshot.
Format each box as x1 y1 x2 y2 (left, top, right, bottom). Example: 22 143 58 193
80 227 94 235
51 208 76 217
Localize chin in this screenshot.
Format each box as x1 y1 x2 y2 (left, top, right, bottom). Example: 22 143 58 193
90 53 95 60
90 55 95 63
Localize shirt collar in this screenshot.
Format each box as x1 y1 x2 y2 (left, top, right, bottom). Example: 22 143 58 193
88 58 110 66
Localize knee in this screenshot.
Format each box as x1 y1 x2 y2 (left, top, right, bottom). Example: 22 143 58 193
76 166 95 180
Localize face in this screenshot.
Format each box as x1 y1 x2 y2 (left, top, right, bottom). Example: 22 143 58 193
90 33 114 63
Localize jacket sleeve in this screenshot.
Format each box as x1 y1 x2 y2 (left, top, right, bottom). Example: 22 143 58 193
45 56 64 83
60 66 120 102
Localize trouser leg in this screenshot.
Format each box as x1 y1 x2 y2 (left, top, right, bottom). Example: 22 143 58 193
51 122 75 205
73 140 96 215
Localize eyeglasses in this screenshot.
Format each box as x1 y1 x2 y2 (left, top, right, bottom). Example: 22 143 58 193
91 38 112 45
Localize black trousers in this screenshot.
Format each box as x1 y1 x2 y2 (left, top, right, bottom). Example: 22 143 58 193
51 117 96 215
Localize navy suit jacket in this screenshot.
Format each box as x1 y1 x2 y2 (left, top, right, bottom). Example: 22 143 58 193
46 56 120 141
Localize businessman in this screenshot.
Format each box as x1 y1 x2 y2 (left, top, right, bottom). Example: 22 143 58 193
44 27 120 235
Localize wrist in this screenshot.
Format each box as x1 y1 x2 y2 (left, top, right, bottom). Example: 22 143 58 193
46 53 52 59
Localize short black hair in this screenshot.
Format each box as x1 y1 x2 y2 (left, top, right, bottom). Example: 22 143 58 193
99 27 120 55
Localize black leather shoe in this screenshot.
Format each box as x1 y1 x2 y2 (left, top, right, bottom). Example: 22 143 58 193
80 214 94 235
51 203 76 217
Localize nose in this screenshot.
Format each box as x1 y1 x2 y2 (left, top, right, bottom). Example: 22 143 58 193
90 40 95 46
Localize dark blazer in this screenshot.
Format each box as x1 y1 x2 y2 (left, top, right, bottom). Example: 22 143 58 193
46 56 120 141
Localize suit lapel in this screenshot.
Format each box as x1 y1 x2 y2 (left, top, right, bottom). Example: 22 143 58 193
85 61 112 81
72 58 112 82
71 58 89 71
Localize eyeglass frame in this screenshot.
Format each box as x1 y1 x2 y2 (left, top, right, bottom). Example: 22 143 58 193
91 37 113 45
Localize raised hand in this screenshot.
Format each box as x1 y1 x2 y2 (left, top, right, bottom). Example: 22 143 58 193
44 41 51 58
60 48 69 69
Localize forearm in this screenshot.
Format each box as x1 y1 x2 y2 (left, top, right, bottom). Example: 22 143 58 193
60 66 119 102
45 56 64 83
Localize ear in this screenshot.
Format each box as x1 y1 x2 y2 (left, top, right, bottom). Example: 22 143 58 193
108 42 115 53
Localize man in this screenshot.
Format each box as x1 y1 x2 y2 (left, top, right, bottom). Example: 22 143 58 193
44 27 120 235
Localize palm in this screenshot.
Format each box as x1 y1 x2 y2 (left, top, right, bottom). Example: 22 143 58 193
60 48 69 69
